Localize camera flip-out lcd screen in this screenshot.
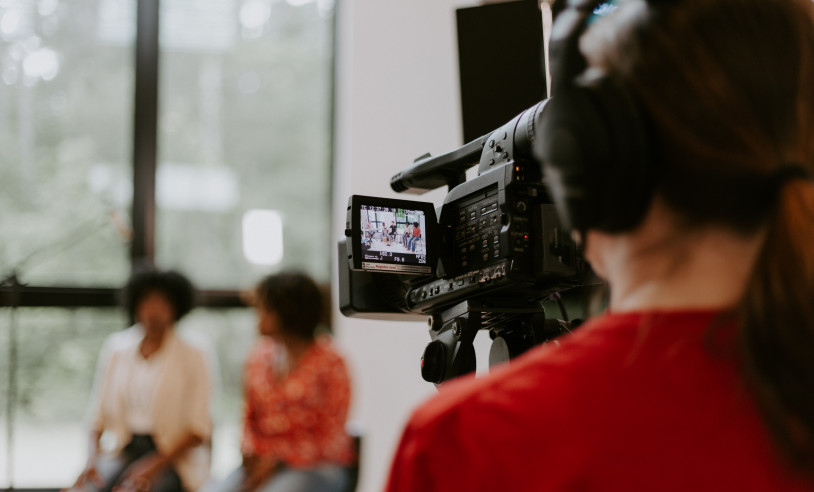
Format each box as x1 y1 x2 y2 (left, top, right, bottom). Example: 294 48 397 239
347 195 436 275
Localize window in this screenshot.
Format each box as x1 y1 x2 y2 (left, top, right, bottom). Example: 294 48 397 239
1 0 335 486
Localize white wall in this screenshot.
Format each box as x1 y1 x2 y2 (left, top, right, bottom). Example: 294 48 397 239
331 0 479 490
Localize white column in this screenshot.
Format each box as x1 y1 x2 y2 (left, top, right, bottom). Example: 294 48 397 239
331 1 499 490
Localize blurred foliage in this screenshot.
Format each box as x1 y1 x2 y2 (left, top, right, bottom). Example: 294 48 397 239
0 0 133 287
156 1 334 288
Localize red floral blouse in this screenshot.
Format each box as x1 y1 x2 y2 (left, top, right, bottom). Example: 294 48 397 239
241 337 355 467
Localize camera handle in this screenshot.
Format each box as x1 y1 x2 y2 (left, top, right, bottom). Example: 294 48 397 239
390 136 488 194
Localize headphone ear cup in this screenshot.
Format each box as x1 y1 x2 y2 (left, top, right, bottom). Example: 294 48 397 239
535 88 611 232
535 77 654 233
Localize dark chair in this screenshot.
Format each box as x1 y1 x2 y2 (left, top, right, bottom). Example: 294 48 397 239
344 432 362 492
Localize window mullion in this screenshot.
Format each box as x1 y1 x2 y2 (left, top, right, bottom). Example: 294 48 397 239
131 0 161 268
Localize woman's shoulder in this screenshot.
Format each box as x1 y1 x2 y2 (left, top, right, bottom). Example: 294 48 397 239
98 325 143 361
407 330 602 430
311 337 347 360
303 338 349 377
104 324 143 347
406 308 734 444
245 336 276 363
175 329 212 352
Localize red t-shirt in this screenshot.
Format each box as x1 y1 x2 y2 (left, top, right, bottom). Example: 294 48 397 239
386 310 812 491
242 337 355 468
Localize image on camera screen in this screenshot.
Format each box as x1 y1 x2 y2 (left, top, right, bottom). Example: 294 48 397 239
359 204 429 273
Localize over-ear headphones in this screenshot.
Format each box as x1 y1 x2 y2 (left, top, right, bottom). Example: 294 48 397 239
535 0 655 233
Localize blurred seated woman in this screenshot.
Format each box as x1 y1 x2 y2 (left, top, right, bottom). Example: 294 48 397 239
408 222 421 252
70 269 214 492
210 271 354 492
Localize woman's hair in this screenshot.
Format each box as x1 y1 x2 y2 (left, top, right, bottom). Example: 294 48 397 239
253 271 324 340
122 269 196 322
582 0 814 473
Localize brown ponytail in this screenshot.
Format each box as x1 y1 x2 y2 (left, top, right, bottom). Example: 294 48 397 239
740 179 814 472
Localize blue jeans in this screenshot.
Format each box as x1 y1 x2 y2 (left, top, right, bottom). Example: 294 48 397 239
202 464 348 492
83 435 182 492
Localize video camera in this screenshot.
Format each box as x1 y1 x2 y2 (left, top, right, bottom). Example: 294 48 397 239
338 100 599 384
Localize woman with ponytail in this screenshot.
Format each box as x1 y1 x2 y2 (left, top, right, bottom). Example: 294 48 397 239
385 0 814 490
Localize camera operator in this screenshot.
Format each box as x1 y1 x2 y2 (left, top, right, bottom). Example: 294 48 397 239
385 0 814 490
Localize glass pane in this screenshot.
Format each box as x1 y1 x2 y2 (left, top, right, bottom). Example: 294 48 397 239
0 307 125 487
0 0 134 287
156 0 336 288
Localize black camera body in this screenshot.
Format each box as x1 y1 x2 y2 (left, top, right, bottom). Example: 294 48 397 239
339 102 596 383
336 0 641 385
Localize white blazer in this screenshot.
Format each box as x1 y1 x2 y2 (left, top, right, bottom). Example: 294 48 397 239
88 325 214 491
